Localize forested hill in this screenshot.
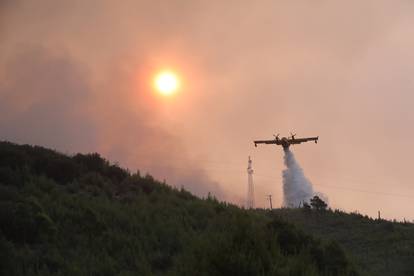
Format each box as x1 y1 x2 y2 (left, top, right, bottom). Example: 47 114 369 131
0 141 358 275
270 208 414 276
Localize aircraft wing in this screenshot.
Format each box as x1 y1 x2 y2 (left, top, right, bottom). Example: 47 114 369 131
254 139 281 147
289 137 318 144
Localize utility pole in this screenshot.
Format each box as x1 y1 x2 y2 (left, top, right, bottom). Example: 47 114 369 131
267 195 273 210
246 156 255 209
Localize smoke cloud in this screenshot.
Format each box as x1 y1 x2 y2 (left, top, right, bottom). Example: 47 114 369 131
282 148 315 207
0 45 224 200
3 1 414 218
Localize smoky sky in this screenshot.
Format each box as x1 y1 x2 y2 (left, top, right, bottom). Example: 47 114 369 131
0 47 96 148
2 1 414 219
0 43 224 199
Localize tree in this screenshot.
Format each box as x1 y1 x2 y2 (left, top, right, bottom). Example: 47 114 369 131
302 202 311 212
310 196 327 211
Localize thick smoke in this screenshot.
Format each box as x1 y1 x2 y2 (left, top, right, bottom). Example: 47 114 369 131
0 45 224 200
282 148 315 207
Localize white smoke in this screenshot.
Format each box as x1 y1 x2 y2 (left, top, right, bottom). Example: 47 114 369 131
282 148 315 207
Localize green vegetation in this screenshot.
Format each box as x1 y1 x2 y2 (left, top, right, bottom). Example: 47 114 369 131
0 141 358 275
310 196 328 211
270 208 414 276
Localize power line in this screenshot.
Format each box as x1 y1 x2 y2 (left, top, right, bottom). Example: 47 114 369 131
267 195 273 210
129 160 414 199
314 183 414 199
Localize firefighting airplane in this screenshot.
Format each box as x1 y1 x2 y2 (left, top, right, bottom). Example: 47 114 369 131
254 133 318 149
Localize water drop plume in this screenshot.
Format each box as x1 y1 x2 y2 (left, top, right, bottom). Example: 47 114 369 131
282 148 314 207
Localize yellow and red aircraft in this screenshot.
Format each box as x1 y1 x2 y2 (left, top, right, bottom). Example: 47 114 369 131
254 133 318 149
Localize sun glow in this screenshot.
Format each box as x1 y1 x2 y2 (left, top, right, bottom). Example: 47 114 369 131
154 71 180 96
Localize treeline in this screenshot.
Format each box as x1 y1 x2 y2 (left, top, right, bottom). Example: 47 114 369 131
0 141 358 275
270 207 414 275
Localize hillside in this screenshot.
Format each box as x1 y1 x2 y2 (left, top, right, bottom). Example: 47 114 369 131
268 207 414 275
1 141 357 275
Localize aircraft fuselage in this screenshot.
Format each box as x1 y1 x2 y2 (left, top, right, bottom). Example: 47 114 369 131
254 135 318 149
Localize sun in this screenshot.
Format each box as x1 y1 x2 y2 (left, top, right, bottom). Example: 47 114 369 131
154 71 180 96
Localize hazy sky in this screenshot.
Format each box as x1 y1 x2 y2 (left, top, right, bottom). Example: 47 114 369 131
2 1 414 220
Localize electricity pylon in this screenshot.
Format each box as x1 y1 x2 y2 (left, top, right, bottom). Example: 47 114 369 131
247 156 255 209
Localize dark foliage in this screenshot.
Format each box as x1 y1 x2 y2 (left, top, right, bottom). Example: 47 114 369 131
0 141 358 275
310 196 328 211
271 207 414 276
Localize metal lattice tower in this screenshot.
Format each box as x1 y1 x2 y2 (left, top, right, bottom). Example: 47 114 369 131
246 156 255 209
